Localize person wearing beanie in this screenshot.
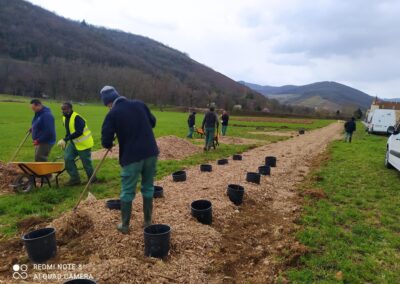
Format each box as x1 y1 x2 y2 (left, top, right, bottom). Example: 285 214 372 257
201 106 219 151
187 111 196 138
100 86 159 234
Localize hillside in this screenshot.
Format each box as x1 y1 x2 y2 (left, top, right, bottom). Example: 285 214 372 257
0 0 266 110
240 81 373 111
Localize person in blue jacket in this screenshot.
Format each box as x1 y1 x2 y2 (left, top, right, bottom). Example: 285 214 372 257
187 111 196 138
344 117 356 143
100 86 159 234
30 99 56 161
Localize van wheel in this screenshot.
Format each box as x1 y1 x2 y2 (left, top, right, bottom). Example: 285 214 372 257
385 149 393 169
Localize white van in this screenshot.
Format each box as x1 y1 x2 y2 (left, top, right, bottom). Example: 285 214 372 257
368 109 396 134
386 124 400 170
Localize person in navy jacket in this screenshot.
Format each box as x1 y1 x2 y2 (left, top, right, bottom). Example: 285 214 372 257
100 86 159 234
30 99 56 161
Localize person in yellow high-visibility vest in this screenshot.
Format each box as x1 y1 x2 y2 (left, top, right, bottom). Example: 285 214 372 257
57 102 95 186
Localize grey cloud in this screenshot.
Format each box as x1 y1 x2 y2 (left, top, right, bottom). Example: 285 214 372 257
271 0 400 58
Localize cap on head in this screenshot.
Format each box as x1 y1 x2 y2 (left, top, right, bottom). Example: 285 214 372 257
100 86 119 106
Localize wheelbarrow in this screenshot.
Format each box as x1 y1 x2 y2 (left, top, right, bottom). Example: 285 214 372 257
9 162 65 193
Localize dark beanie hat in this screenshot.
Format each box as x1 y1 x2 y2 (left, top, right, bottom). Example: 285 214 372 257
100 86 119 106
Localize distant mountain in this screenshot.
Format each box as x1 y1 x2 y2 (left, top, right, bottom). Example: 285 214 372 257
0 0 267 110
240 81 373 111
383 98 400 102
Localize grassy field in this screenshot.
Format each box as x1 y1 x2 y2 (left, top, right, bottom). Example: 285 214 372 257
286 124 400 283
0 94 333 239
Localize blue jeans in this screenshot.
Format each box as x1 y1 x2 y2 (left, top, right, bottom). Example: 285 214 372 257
221 125 228 136
344 132 353 142
187 126 194 138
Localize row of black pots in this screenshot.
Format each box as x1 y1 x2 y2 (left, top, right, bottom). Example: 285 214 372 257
172 154 243 179
21 155 276 267
22 221 172 266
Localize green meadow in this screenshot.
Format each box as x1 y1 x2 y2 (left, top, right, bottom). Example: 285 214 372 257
286 124 400 283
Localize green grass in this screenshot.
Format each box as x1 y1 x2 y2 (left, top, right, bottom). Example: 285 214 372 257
229 117 332 131
0 94 333 239
286 124 400 283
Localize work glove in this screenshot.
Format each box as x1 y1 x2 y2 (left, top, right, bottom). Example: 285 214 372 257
33 139 39 146
57 139 66 150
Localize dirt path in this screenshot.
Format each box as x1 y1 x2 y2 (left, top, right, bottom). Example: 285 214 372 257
208 122 342 283
249 131 298 137
0 123 342 284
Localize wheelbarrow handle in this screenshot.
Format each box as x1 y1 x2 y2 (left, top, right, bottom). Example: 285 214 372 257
73 148 110 211
9 130 31 163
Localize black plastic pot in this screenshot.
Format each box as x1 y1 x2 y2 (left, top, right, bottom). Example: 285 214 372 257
217 159 228 165
63 280 97 284
172 170 186 182
233 154 242 161
227 184 245 205
144 224 171 258
191 200 212 225
200 164 212 172
22 227 57 263
153 186 164 198
258 165 271 176
106 199 121 210
299 129 305 135
265 156 277 167
246 172 261 184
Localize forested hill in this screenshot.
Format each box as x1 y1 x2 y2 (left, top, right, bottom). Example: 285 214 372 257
241 81 373 111
0 0 267 110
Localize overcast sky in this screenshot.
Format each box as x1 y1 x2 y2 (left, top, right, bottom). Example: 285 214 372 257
29 0 400 98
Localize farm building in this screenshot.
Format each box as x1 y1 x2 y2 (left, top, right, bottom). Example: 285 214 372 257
366 97 400 124
370 97 400 111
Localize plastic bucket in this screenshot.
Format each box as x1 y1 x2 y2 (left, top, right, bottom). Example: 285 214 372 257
227 184 244 205
172 171 186 182
153 186 164 198
144 224 171 258
258 165 271 176
217 159 228 165
200 164 212 172
233 154 242 161
265 156 277 167
246 172 261 184
63 280 97 284
22 227 57 263
191 200 212 225
105 199 121 210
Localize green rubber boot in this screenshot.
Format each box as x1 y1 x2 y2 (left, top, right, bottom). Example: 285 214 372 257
117 201 132 234
143 197 153 228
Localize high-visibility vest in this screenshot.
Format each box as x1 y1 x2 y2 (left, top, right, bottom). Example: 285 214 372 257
62 112 94 151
